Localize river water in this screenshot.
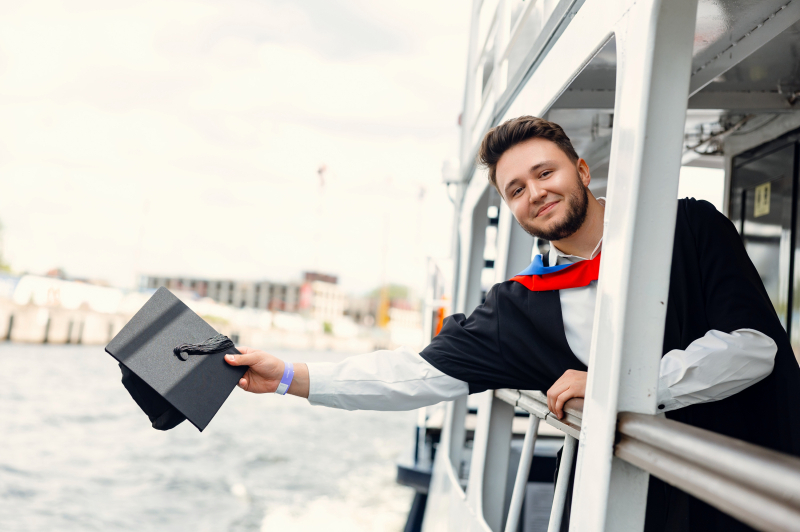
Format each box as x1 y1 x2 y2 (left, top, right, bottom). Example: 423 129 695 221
0 343 416 532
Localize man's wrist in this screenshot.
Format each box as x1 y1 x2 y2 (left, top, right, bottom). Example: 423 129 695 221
286 362 310 398
275 361 295 395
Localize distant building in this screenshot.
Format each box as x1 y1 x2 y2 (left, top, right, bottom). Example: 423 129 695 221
45 268 67 279
387 306 424 349
345 296 378 326
141 276 300 312
303 272 338 284
388 307 422 329
298 271 346 323
345 288 422 330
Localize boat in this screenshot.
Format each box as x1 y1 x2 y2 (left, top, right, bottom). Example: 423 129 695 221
397 0 800 530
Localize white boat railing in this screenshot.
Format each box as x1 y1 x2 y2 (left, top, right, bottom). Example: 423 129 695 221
494 390 581 532
489 389 800 532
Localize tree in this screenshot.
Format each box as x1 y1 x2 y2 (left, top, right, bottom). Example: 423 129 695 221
367 284 410 300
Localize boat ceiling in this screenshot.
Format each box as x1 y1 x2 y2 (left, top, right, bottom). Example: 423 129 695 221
555 0 800 110
545 0 800 188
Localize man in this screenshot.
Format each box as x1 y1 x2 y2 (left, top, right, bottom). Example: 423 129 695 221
226 116 800 531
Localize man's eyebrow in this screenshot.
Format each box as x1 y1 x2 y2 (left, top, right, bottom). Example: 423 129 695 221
503 176 522 195
530 160 557 173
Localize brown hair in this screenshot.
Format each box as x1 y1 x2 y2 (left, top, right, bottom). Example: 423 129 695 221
478 116 579 191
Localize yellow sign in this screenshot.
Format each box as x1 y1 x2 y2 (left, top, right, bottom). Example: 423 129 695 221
754 182 771 218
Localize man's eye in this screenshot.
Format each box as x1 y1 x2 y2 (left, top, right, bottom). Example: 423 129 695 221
512 187 523 197
541 171 552 178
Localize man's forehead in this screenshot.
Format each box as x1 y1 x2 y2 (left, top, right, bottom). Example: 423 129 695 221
496 138 569 185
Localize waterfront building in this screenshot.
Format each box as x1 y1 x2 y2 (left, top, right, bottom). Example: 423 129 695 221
141 276 300 312
298 272 346 324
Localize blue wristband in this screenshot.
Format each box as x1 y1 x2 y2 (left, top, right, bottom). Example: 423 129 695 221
275 361 294 395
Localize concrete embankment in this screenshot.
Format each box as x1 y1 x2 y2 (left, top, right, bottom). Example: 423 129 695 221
0 299 381 352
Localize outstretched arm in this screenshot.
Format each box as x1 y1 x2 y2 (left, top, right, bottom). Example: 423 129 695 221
224 345 468 411
305 346 468 410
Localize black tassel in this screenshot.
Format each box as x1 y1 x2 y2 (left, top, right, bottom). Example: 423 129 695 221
173 334 235 361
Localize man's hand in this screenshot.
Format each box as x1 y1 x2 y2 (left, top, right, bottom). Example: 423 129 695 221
546 369 587 419
224 347 309 398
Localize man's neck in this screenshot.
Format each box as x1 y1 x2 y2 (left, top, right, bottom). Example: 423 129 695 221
550 194 605 258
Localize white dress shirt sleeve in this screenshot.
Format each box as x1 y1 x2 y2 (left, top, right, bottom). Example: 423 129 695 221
306 346 469 411
656 328 777 412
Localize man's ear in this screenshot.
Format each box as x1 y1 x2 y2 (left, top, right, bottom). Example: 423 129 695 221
577 158 591 187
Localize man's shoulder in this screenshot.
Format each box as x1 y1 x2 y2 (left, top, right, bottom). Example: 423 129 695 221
677 197 719 217
676 197 729 232
487 278 561 311
488 279 533 300
481 279 554 312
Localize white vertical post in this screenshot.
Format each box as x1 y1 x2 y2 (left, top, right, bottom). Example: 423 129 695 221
467 391 515 532
460 0 486 167
504 415 540 532
569 1 699 531
493 0 510 97
495 202 535 283
456 185 491 314
549 435 577 532
448 395 469 473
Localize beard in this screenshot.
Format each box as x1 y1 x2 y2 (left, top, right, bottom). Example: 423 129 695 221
518 174 589 241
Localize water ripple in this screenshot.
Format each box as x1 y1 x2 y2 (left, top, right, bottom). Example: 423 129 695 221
0 343 415 532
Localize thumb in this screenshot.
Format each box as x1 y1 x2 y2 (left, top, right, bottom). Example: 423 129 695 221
225 352 261 366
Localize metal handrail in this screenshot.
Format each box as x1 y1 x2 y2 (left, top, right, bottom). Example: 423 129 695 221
495 389 583 532
617 413 800 508
616 413 800 532
495 389 583 437
493 391 800 532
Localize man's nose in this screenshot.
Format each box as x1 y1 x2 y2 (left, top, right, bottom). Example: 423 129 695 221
528 181 546 203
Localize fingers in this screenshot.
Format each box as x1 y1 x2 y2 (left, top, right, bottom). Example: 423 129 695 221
225 351 263 366
238 375 249 391
546 370 587 419
548 386 569 418
554 388 579 419
546 370 581 419
547 378 570 417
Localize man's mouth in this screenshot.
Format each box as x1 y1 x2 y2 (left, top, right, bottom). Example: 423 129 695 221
536 201 558 218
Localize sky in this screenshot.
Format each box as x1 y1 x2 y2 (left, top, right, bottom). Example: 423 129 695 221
0 0 469 294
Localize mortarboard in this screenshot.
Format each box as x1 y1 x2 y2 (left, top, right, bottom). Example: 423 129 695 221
106 287 246 432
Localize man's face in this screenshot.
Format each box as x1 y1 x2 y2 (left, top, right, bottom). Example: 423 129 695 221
495 138 591 241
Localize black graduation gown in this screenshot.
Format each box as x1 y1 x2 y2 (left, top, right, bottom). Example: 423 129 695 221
419 198 800 531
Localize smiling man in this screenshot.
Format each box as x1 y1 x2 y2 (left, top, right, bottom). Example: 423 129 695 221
226 116 800 531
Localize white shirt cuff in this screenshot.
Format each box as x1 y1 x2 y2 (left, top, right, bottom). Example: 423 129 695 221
306 362 338 407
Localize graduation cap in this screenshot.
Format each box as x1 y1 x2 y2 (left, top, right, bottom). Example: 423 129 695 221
106 287 246 432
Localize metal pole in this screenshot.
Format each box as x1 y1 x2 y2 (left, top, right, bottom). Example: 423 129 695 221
615 437 800 532
459 0 485 168
548 435 577 532
617 412 800 506
467 391 516 531
569 0 700 530
504 415 540 532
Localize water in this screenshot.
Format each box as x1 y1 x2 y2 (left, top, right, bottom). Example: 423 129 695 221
0 343 416 532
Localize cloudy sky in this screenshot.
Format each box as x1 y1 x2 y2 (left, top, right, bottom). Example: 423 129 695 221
0 1 469 293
